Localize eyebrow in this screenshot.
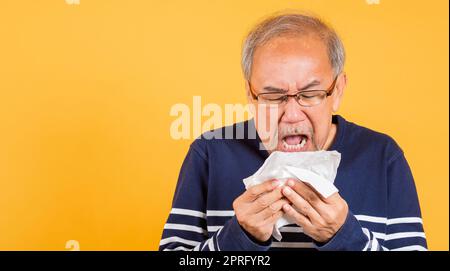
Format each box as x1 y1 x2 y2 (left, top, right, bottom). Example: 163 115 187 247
262 80 322 93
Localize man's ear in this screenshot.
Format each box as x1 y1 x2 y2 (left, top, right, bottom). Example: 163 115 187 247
245 81 253 104
332 73 347 113
245 80 258 120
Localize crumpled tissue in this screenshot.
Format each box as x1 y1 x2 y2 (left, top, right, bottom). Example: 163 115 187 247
242 150 341 241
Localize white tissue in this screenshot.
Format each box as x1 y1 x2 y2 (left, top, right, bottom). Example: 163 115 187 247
242 150 341 241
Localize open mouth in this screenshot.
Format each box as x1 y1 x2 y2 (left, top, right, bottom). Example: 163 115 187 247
281 134 308 152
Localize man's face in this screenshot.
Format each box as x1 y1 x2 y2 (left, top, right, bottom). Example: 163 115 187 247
247 35 346 152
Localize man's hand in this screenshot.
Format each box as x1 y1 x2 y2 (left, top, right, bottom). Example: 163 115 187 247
233 180 288 242
281 179 348 243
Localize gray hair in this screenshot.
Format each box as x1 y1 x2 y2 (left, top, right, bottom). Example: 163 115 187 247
241 12 346 81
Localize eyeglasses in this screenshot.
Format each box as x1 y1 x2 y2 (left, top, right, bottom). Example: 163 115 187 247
249 76 338 107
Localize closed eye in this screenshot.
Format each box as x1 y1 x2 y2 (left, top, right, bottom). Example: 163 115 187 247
299 94 317 99
299 91 323 99
259 93 286 100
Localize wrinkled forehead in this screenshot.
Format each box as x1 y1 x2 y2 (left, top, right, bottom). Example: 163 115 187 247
251 35 333 85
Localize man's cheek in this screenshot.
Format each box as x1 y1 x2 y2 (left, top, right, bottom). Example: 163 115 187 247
255 105 279 142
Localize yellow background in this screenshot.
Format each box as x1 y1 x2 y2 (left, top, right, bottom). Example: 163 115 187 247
0 0 448 250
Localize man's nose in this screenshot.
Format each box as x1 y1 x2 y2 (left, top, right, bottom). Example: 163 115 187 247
281 96 307 123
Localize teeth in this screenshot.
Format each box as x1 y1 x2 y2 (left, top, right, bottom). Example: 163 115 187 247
282 137 306 151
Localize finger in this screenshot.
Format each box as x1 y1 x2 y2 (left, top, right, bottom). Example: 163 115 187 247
322 191 341 204
282 203 313 229
250 185 285 213
263 210 284 225
255 198 290 221
282 186 325 225
244 179 280 201
286 179 328 214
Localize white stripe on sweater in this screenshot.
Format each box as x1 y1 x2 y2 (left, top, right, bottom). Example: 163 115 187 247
370 237 379 251
206 210 235 216
372 231 426 241
160 236 200 247
355 215 423 225
208 238 215 251
386 217 423 225
201 240 208 250
216 227 223 251
390 245 427 251
163 246 191 251
164 223 207 235
207 226 223 232
171 208 206 219
362 228 371 251
385 231 426 240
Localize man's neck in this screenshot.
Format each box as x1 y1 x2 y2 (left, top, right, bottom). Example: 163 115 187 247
322 123 337 150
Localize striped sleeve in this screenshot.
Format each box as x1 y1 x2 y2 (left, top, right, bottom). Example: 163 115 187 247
382 151 427 251
159 207 215 251
354 215 427 251
159 141 271 251
317 151 427 251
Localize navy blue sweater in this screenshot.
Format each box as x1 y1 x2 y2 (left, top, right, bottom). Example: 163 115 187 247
159 115 427 251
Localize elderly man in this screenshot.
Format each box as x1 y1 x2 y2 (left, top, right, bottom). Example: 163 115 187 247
159 13 427 251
